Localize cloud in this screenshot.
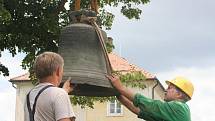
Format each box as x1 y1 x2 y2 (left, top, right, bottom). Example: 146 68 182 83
156 66 215 121
107 0 215 72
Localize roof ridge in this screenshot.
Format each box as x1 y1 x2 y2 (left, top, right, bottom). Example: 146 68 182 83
10 72 30 81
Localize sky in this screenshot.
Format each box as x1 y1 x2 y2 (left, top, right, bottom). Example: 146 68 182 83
0 0 215 120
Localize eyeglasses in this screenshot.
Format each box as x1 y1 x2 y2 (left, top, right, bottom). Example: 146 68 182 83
167 85 180 93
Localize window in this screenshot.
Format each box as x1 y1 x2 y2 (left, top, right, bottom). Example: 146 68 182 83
107 100 123 116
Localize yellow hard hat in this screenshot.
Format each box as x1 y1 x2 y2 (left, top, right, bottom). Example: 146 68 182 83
166 77 194 99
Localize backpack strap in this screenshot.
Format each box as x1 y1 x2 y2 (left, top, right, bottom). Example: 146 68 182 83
27 85 53 121
27 93 33 121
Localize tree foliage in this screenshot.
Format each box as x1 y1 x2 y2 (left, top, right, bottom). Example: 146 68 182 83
0 0 150 107
0 63 9 76
0 0 150 75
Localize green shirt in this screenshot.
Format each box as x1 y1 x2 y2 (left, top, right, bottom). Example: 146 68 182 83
133 93 191 121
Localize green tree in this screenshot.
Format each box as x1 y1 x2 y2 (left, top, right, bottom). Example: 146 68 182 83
0 0 149 107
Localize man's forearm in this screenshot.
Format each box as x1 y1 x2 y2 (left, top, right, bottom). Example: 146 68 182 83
106 75 136 102
117 95 140 115
118 86 136 102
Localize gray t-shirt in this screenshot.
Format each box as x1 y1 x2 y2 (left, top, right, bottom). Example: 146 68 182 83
24 83 75 121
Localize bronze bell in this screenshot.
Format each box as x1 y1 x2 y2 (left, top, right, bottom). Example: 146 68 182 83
58 10 119 96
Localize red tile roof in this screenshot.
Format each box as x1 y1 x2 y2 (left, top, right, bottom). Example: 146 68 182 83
10 52 156 82
108 53 156 79
9 73 30 82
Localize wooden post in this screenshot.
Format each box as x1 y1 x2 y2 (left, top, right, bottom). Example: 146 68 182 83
75 0 81 11
91 0 99 14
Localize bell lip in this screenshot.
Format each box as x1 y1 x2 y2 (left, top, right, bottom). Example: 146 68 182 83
62 75 113 88
69 84 120 97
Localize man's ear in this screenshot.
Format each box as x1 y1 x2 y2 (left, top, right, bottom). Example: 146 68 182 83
56 67 60 76
177 91 184 99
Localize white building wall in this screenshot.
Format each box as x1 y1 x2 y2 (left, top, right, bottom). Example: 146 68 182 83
14 82 33 121
13 80 164 121
73 105 87 121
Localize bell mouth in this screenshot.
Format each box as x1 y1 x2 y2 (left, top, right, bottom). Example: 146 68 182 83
59 75 120 97
69 84 120 97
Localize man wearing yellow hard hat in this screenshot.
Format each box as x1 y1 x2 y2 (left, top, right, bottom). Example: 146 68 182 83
107 75 194 121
